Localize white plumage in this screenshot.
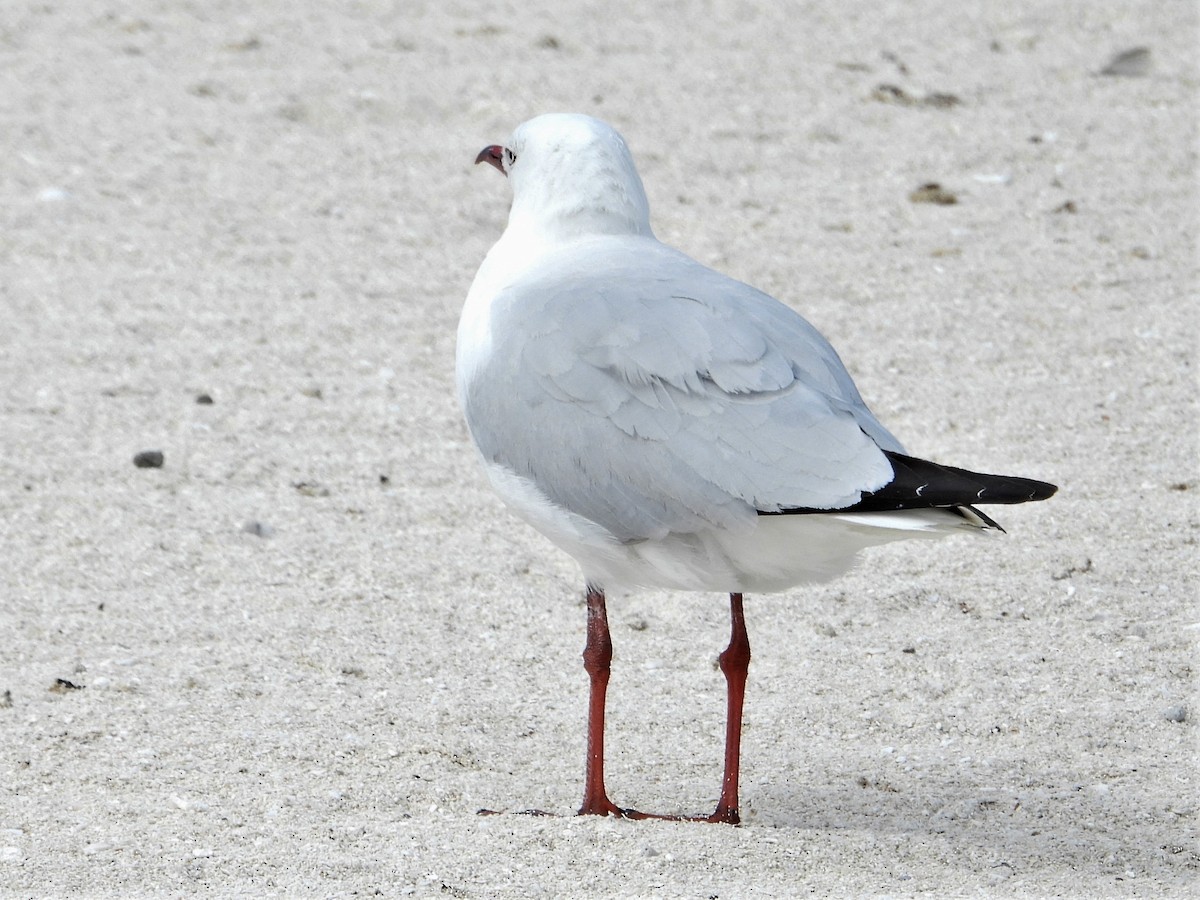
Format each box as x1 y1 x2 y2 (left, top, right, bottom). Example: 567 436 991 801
458 114 996 594
457 113 1054 823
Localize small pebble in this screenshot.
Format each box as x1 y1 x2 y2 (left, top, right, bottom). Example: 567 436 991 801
1100 46 1152 77
133 450 164 468
990 862 1016 882
195 393 214 405
872 83 913 104
1163 705 1187 723
293 481 330 498
243 520 275 538
909 182 958 205
870 84 961 108
922 92 961 109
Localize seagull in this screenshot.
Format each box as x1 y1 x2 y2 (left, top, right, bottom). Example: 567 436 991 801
457 113 1056 824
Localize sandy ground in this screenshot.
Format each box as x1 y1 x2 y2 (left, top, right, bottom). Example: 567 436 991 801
2 0 1197 896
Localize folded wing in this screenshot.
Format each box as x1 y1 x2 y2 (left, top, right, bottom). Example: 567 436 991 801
462 237 922 542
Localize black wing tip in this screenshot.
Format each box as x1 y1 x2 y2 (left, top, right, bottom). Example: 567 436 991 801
1026 479 1058 501
976 474 1058 505
760 452 1057 517
882 451 1058 508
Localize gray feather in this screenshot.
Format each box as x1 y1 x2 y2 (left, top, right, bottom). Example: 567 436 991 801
462 236 905 542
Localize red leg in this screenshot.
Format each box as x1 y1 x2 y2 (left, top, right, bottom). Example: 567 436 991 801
575 587 749 824
708 592 751 824
578 585 625 817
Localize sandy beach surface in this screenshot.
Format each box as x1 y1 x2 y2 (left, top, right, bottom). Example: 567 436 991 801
2 0 1196 896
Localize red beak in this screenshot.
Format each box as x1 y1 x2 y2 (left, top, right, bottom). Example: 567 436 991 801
475 144 506 176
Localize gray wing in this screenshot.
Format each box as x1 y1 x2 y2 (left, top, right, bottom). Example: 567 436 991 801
462 237 906 542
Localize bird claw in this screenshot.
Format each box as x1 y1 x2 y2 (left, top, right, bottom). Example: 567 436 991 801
480 803 739 824
581 804 740 824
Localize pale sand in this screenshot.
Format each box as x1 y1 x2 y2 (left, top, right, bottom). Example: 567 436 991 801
2 0 1196 896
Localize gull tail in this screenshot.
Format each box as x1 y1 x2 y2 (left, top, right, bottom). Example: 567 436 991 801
762 451 1057 529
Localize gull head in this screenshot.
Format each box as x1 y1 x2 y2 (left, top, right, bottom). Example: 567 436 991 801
475 113 653 242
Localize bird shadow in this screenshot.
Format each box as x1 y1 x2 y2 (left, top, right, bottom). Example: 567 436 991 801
749 774 1195 881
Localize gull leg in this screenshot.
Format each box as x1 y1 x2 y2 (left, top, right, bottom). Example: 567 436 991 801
578 585 625 817
707 592 751 824
575 587 749 823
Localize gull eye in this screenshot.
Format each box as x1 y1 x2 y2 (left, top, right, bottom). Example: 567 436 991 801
504 147 517 167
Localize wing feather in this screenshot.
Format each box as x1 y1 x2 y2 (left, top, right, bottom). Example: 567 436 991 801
461 236 904 542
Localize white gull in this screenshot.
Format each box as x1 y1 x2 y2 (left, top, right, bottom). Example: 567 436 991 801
457 113 1056 823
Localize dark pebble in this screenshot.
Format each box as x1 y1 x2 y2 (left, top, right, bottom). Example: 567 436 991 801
196 393 214 405
910 182 958 205
1100 47 1151 77
133 450 164 468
